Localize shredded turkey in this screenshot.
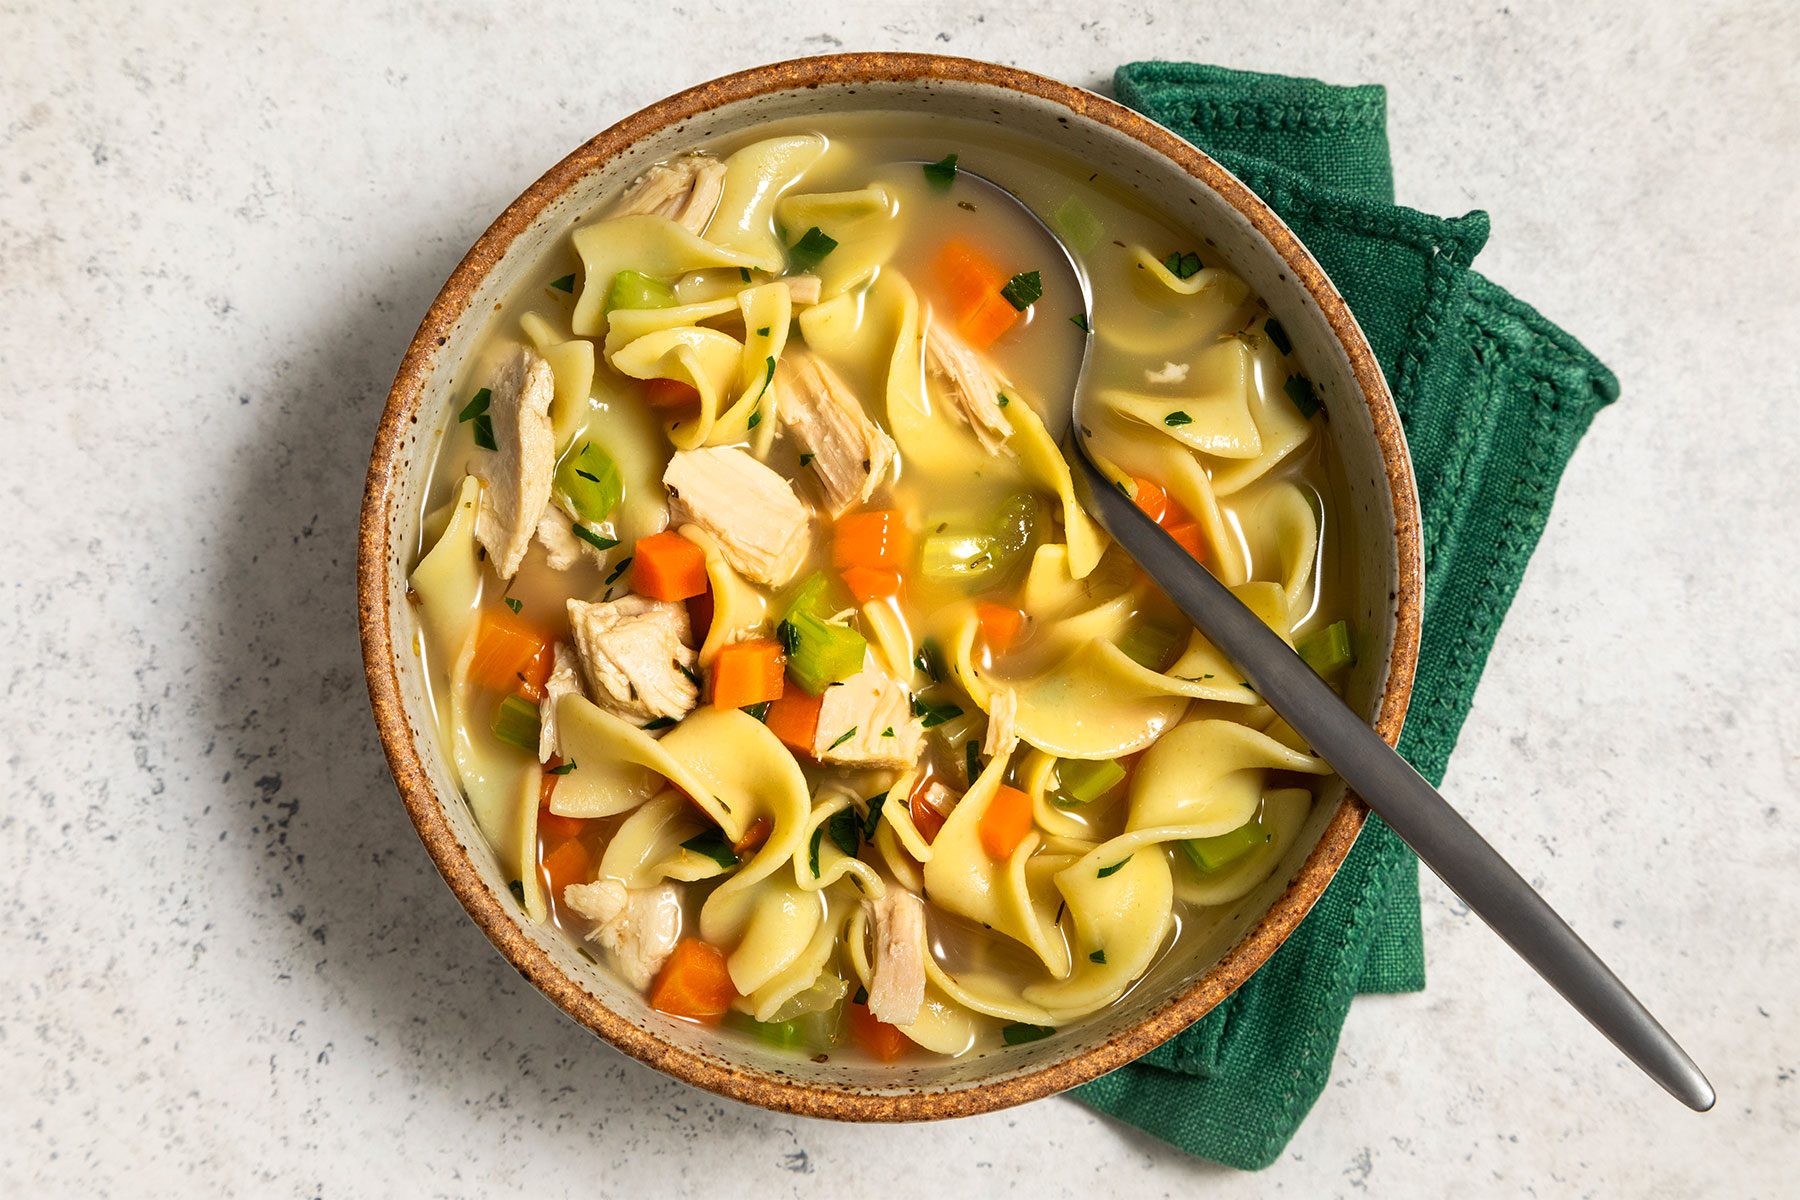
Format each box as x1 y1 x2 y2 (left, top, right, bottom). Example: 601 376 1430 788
813 669 922 769
535 502 608 571
777 351 898 516
982 686 1019 761
538 643 584 762
924 322 1013 453
662 446 811 586
606 153 726 236
783 274 822 305
563 879 684 991
472 346 556 579
566 594 699 725
864 888 927 1026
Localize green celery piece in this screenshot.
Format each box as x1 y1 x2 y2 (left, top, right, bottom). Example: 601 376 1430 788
1051 195 1105 253
782 569 851 623
1117 621 1183 672
553 440 623 525
605 269 677 312
491 695 540 751
1297 619 1355 675
766 973 849 1024
783 611 867 695
1183 822 1271 873
724 1009 807 1050
916 494 1035 589
1054 757 1126 805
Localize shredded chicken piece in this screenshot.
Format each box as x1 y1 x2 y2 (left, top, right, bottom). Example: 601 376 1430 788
472 347 557 579
607 153 726 235
563 879 684 991
924 322 1013 453
864 888 927 1026
982 686 1019 761
663 447 811 586
538 643 584 762
566 594 699 724
535 502 608 571
777 351 898 516
783 274 822 306
813 669 923 768
1146 361 1189 385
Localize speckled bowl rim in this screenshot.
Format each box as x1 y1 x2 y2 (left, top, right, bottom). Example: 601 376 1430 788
358 51 1422 1122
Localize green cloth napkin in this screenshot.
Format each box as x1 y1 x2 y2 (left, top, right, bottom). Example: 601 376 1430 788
1072 62 1619 1169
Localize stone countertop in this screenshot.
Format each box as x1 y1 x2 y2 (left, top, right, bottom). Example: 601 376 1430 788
4 2 1794 1195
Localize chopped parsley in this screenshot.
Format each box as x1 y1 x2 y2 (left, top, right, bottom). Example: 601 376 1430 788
503 596 523 614
1285 374 1321 418
1162 251 1203 279
755 325 771 337
861 791 888 838
739 267 752 282
798 452 815 467
507 880 525 904
741 700 772 721
758 354 775 397
922 154 959 189
641 716 677 731
546 760 578 775
808 827 824 877
677 662 701 687
1001 1023 1055 1046
1264 318 1292 354
826 807 862 858
471 414 496 451
570 524 619 552
1097 856 1133 879
1163 410 1193 427
680 830 739 870
1070 313 1090 332
549 273 575 293
604 555 633 585
457 387 492 423
1089 948 1106 965
1000 270 1042 311
826 726 858 751
748 405 762 431
914 640 945 683
996 392 1010 408
911 695 962 728
964 740 982 784
880 726 895 738
777 619 800 654
853 985 869 1006
787 226 838 271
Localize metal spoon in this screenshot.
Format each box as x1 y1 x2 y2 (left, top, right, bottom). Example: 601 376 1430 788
945 166 1714 1112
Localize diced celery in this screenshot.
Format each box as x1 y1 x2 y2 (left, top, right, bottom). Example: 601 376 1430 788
605 269 677 312
782 612 867 695
917 494 1035 590
766 973 849 1024
1117 621 1183 672
553 440 623 525
1182 822 1271 873
782 570 850 623
1054 758 1126 806
491 695 540 751
1051 195 1105 253
1297 620 1355 676
724 1009 808 1050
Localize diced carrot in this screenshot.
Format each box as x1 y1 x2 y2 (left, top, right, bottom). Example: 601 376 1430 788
515 641 555 702
1130 476 1170 524
709 639 786 710
840 565 902 603
686 587 715 644
538 803 586 844
848 1002 909 1063
763 688 823 756
642 377 702 413
633 530 709 601
647 938 737 1023
1163 521 1207 560
466 608 551 694
832 510 909 571
539 755 563 809
974 601 1025 654
908 776 949 845
979 784 1034 860
932 239 1020 350
540 835 592 899
732 816 771 858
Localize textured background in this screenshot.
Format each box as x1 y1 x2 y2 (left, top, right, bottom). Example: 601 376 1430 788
4 1 1796 1195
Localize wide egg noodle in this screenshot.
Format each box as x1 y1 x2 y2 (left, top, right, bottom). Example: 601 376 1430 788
518 312 597 449
1129 718 1329 836
1000 388 1106 578
703 874 826 997
792 785 887 898
1087 399 1245 584
845 906 984 1054
702 134 830 271
1173 787 1312 907
1235 481 1320 614
602 296 739 360
921 756 1071 978
570 214 759 337
711 281 792 452
677 523 769 668
1022 844 1174 1019
1209 328 1316 496
1102 338 1263 460
596 790 720 888
740 893 851 1022
411 475 483 685
774 185 902 299
607 324 743 449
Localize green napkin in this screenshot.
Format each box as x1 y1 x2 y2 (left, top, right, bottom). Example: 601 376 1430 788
1072 63 1619 1169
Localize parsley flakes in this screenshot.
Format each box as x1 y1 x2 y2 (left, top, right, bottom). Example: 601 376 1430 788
1000 270 1042 311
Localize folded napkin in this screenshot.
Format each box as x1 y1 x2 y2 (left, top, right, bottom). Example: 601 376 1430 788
1072 63 1619 1169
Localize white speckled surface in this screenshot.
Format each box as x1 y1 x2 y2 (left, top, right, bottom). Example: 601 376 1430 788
4 2 1796 1194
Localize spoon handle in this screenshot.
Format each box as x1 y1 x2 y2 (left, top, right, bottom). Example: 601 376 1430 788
1073 452 1715 1112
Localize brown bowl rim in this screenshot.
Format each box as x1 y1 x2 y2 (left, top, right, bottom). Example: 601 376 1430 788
357 51 1422 1122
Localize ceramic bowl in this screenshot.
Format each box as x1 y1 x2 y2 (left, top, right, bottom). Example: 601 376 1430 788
358 52 1422 1120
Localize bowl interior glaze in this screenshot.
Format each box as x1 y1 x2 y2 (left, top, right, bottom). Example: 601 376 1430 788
358 53 1421 1120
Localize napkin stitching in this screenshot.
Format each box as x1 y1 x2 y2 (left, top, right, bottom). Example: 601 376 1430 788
1421 325 1503 568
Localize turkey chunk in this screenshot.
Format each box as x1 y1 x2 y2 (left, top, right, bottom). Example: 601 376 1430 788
663 446 811 586
473 347 557 579
566 594 699 725
864 887 927 1027
982 686 1019 761
535 502 607 572
537 643 584 762
813 669 922 769
783 274 822 306
563 879 683 991
606 153 726 235
924 323 1012 454
778 351 898 516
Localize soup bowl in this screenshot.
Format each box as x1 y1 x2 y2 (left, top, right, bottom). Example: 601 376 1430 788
357 52 1421 1120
